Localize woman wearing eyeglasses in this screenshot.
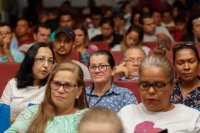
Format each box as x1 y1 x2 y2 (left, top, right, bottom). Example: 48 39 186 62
1 43 54 123
86 50 138 112
5 62 89 133
118 54 200 133
170 42 200 110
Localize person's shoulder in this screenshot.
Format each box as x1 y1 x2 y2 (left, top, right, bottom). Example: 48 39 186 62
119 103 139 113
113 84 133 94
179 34 194 41
91 35 102 41
175 104 200 114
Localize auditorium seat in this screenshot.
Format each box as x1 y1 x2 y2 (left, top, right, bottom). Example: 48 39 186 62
91 41 109 51
143 42 159 51
110 51 123 65
0 63 21 96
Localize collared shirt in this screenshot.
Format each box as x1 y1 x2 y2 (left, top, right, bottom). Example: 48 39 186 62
86 83 138 112
170 76 200 109
0 48 24 62
119 76 139 81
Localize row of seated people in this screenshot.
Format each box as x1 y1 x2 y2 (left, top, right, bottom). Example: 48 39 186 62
1 44 200 132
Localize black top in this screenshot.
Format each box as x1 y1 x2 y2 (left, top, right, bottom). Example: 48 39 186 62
91 33 123 48
179 34 195 41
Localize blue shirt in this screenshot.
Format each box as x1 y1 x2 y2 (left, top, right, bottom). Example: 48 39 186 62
86 83 138 112
10 37 18 49
0 49 24 62
170 76 200 109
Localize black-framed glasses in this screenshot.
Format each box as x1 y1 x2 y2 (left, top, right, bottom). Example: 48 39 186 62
124 58 143 64
51 80 79 93
88 65 110 72
138 81 170 91
172 42 196 51
35 58 54 66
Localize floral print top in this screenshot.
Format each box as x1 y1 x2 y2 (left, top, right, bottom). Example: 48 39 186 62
170 77 200 109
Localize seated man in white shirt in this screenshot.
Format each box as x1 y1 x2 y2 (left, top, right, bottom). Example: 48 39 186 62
18 24 51 52
115 46 146 80
139 12 174 50
87 8 103 40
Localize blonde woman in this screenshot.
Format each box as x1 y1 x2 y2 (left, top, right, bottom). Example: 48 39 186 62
112 24 151 55
5 62 89 133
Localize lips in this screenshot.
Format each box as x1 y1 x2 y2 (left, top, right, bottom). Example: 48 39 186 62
55 96 65 100
41 70 48 75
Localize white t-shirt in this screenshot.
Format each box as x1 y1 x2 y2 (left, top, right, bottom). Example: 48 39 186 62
0 78 46 115
118 103 200 133
72 60 91 80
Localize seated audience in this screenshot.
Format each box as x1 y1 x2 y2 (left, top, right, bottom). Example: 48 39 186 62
161 10 175 27
152 10 162 26
1 43 54 123
86 50 138 112
91 17 123 49
174 15 187 41
180 14 200 42
139 12 174 50
118 54 200 133
87 8 103 40
5 62 89 133
18 24 51 52
170 42 200 109
50 12 75 42
53 26 91 79
130 11 142 26
103 8 113 18
73 24 97 62
112 24 151 55
15 18 35 47
78 107 123 133
116 46 146 80
121 2 132 28
113 13 126 35
0 22 24 62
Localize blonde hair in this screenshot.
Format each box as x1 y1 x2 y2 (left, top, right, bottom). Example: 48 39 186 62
121 24 144 52
26 62 89 133
78 107 123 133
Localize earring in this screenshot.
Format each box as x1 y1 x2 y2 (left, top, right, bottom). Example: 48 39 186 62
76 96 79 99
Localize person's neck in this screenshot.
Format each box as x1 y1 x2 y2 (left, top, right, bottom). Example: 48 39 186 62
55 53 72 63
32 79 40 86
93 80 112 96
180 77 200 91
74 44 86 53
17 35 30 41
56 105 77 116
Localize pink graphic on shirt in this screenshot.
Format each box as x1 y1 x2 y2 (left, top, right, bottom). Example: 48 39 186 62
134 121 162 133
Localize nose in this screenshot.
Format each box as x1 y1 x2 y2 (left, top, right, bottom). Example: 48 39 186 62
60 41 65 46
147 85 156 95
94 66 100 72
43 60 49 68
57 85 65 93
183 62 190 70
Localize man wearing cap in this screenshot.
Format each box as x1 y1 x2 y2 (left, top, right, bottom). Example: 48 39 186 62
53 26 91 80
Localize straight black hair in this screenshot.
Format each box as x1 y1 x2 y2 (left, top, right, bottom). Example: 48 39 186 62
15 42 54 88
0 22 13 32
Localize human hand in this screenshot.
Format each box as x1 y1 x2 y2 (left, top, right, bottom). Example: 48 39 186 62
2 36 11 52
115 62 129 77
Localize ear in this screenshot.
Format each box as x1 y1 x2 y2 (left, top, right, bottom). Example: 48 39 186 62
76 85 83 98
111 66 116 76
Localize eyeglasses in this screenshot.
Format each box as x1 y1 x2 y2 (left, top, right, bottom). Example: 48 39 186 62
88 65 110 72
35 58 54 66
138 81 170 91
51 80 79 92
172 42 196 51
0 31 12 35
124 58 143 64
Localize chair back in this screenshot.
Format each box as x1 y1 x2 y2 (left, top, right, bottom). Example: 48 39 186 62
113 80 141 103
143 42 159 51
71 49 81 61
0 103 10 132
91 41 109 50
110 51 123 65
0 63 21 96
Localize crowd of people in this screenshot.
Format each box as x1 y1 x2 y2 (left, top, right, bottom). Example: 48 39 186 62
0 0 200 132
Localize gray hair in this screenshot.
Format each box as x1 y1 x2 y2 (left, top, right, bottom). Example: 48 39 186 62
123 46 146 60
139 54 174 83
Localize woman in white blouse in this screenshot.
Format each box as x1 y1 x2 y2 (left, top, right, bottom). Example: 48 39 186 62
0 42 54 123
